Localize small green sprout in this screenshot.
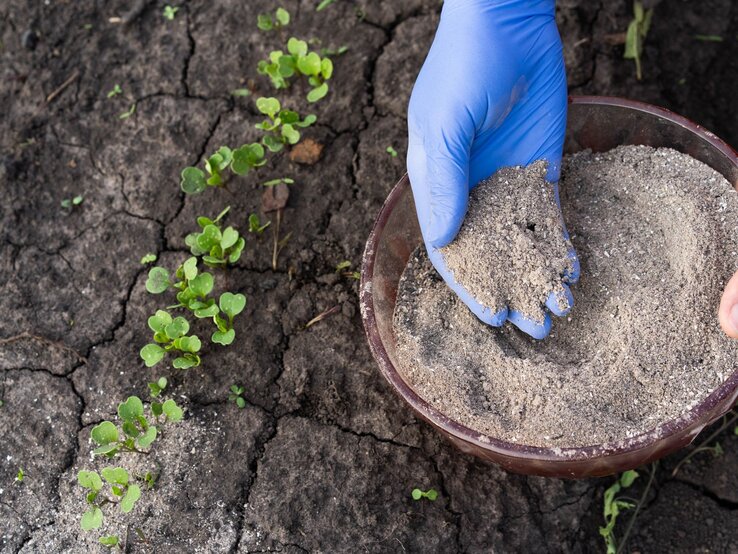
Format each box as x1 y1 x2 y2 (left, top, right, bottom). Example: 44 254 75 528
263 177 295 187
248 213 271 234
148 377 168 398
336 260 360 280
599 470 639 554
142 471 157 489
0 400 4 408
320 45 348 57
140 310 202 369
256 97 316 152
258 38 334 102
185 206 245 268
212 292 246 345
623 1 653 80
163 5 179 20
106 84 122 98
82 23 93 30
61 195 84 209
694 34 723 42
257 7 290 31
316 0 337 11
231 88 251 97
140 253 157 265
15 468 25 483
119 103 136 119
386 146 398 157
411 488 438 501
99 535 119 548
181 144 266 194
229 385 246 408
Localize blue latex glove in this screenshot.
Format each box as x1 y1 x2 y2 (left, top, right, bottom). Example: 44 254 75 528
407 0 579 339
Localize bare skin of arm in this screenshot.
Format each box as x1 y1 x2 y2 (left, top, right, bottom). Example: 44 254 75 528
719 271 738 338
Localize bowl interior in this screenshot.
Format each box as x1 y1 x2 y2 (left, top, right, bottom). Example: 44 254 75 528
361 97 738 477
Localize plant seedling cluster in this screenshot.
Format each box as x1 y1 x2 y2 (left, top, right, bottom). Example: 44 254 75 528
78 395 183 545
185 206 245 267
140 310 202 369
229 385 246 408
411 488 438 501
256 97 316 152
248 213 271 234
107 84 122 98
143 255 246 366
258 7 289 31
181 144 266 195
258 37 334 102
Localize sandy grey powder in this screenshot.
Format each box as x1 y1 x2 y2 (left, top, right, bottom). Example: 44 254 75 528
393 145 738 448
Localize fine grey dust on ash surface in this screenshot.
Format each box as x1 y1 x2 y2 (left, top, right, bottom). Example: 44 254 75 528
394 145 738 448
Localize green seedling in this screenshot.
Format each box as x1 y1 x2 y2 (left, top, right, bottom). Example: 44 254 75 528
694 34 723 42
119 103 136 119
623 1 653 80
316 0 337 11
16 468 25 483
322 46 348 57
89 395 183 458
411 488 438 501
263 177 295 187
181 144 266 194
599 470 639 554
248 213 271 234
231 88 251 97
142 470 157 489
78 468 141 532
99 535 120 548
82 23 93 30
229 385 246 408
140 253 157 265
211 292 247 345
163 5 179 20
185 206 245 268
256 97 316 152
258 7 290 31
386 146 398 157
257 38 333 102
147 377 168 398
140 310 202 369
61 195 84 209
336 260 360 280
99 535 119 548
107 84 122 98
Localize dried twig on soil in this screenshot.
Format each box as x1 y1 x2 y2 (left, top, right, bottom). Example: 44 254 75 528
305 305 340 329
46 69 80 103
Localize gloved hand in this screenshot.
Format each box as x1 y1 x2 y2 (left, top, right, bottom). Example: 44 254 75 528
407 0 579 339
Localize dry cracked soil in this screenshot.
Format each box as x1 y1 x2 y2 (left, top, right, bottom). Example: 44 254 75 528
1 0 738 553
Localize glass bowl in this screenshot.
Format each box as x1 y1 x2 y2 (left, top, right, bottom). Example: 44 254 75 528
359 96 738 478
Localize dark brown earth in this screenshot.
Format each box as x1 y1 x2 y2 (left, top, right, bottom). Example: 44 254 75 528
1 0 737 552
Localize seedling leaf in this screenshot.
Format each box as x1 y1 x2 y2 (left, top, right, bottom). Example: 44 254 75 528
146 267 170 294
101 467 129 486
91 421 119 446
140 344 166 367
81 507 103 530
181 166 207 195
78 470 103 491
120 484 141 513
118 396 144 422
162 399 184 421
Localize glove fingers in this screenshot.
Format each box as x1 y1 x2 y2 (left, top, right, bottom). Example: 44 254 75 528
507 310 552 340
545 284 573 317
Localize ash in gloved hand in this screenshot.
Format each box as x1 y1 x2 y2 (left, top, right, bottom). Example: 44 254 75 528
440 161 576 329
